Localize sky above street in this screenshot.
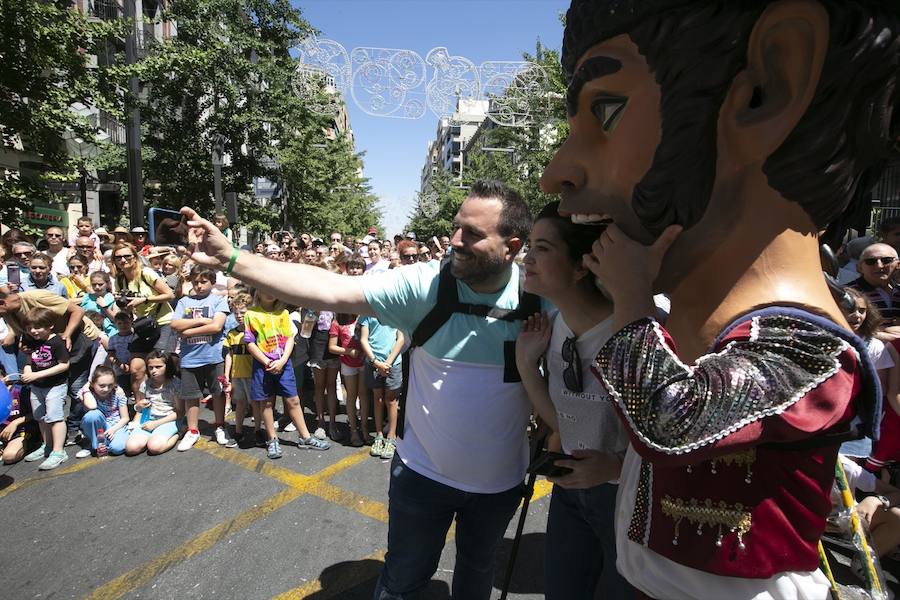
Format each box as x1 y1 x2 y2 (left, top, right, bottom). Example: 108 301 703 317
294 0 570 236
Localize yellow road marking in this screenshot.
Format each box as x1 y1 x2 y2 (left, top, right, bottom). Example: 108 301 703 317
89 443 382 600
88 440 549 600
197 441 388 522
0 456 103 498
86 487 305 600
533 478 553 501
275 475 553 598
273 549 387 599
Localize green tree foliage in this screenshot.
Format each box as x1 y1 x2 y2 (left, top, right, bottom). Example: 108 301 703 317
102 0 380 235
0 0 122 227
407 40 567 237
406 169 467 238
462 42 567 216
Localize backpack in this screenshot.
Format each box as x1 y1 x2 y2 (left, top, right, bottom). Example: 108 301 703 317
396 261 540 438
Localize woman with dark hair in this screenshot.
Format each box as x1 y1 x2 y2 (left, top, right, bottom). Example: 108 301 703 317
515 201 635 599
59 254 90 300
110 242 175 396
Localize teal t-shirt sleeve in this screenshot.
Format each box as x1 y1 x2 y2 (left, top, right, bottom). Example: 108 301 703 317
362 262 441 333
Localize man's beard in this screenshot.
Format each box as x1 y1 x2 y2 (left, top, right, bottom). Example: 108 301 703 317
450 250 507 286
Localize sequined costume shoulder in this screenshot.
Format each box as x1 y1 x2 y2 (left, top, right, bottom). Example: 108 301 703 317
592 306 879 466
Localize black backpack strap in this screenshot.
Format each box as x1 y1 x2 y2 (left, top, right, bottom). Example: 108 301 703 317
396 264 540 438
411 262 460 346
397 262 459 438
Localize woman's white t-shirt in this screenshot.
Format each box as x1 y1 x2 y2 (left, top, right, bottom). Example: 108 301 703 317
546 313 628 459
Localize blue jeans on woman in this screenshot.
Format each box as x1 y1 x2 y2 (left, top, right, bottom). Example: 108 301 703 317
545 483 634 600
373 454 523 600
80 410 129 455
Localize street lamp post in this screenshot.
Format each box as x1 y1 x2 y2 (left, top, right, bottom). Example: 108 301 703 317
124 0 144 228
212 134 226 213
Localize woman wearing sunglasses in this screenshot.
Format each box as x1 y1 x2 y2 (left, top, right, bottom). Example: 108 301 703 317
111 242 176 397
59 255 90 300
516 201 634 599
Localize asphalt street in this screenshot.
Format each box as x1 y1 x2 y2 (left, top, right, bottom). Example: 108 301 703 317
1 400 550 600
4 394 898 600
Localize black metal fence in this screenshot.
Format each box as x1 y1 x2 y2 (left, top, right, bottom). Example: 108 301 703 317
89 0 120 21
870 161 900 229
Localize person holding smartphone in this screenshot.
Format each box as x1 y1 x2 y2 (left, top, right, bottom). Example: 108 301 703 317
515 201 637 600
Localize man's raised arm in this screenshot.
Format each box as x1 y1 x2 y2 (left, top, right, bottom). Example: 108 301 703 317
181 207 374 316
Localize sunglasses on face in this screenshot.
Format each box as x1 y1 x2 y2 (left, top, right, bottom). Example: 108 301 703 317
13 251 33 257
561 336 584 393
400 253 418 262
114 255 135 261
45 233 63 238
77 245 94 249
863 256 898 266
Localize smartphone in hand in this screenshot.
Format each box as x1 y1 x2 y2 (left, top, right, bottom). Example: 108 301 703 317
6 265 21 286
148 208 189 247
528 450 574 478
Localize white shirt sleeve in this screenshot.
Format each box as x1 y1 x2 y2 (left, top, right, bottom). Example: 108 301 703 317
868 338 895 370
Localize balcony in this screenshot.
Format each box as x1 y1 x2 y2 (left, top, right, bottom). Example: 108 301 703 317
91 110 126 146
88 0 121 21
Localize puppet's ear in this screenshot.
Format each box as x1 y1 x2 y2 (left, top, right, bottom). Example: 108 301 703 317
719 0 829 166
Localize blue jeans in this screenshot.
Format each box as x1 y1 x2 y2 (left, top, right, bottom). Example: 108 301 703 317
80 410 129 455
373 454 523 600
545 483 633 600
0 343 18 379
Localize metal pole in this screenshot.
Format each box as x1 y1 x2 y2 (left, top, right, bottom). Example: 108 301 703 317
213 164 223 212
212 134 224 212
124 0 144 228
80 168 89 220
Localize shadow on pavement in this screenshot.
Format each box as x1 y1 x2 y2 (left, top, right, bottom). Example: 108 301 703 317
493 532 546 595
0 473 12 491
306 558 451 600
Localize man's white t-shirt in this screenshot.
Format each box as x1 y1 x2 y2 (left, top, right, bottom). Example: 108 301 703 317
363 261 530 493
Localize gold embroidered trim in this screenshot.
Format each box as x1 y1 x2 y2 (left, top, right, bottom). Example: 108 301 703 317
713 448 756 469
711 448 756 482
660 495 752 550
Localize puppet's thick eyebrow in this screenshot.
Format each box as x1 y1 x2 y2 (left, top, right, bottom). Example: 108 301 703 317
566 56 623 116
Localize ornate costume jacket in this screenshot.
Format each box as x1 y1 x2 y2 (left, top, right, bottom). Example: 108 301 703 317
593 307 880 578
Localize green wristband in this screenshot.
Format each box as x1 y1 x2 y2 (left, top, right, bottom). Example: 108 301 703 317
224 246 239 276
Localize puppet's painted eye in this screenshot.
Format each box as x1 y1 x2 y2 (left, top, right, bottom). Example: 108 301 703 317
590 95 628 132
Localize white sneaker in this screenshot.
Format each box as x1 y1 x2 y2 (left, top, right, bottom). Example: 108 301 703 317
177 430 200 452
214 426 235 447
313 427 327 440
75 448 92 459
283 422 297 432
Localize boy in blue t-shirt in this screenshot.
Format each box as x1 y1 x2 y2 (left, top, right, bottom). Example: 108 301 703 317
358 315 404 460
170 266 233 451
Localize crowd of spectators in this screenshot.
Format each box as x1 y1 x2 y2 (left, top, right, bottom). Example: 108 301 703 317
6 206 900 589
0 213 452 469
